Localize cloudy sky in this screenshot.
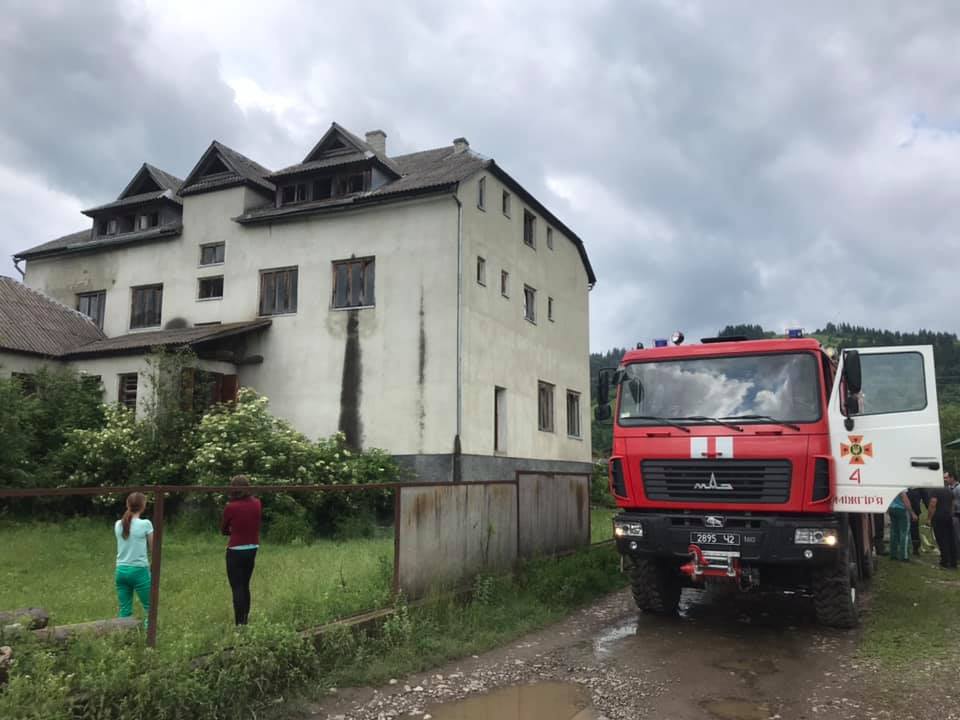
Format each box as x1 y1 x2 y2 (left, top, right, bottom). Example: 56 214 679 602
2 0 959 350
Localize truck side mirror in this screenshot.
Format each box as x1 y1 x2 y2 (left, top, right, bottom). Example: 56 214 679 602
595 403 612 422
596 370 610 406
843 350 862 395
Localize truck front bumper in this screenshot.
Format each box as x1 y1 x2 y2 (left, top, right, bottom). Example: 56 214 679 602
612 511 844 567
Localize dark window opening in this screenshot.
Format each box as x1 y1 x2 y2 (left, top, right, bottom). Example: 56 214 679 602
548 296 554 322
566 390 581 437
200 242 225 265
198 276 224 300
478 177 486 210
502 190 511 217
118 373 138 410
538 381 555 432
77 290 106 330
523 210 536 248
332 257 375 309
501 270 510 297
546 227 554 250
130 284 163 329
477 256 486 286
523 285 536 323
259 267 298 315
202 156 230 176
313 177 333 200
281 185 296 204
120 215 136 233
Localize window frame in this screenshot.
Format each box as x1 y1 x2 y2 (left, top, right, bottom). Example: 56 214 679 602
500 270 510 298
129 283 163 330
538 380 555 433
118 373 138 410
548 296 555 322
853 351 928 416
502 190 511 218
566 390 582 438
259 266 299 316
523 210 537 249
331 257 376 310
197 275 224 301
477 176 486 211
199 242 225 267
476 256 486 286
546 226 554 250
523 285 537 324
76 290 106 330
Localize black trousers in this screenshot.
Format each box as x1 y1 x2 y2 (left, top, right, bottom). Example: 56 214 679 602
932 518 957 568
226 548 258 625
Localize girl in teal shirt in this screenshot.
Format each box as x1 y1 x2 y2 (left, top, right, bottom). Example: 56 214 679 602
114 492 153 625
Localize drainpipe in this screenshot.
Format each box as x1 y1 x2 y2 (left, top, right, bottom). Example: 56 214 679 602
12 257 24 279
452 192 463 483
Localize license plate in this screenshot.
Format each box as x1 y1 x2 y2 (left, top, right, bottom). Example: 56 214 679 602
690 532 741 546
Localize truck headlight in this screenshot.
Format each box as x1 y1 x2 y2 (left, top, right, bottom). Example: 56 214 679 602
794 528 838 546
614 521 644 538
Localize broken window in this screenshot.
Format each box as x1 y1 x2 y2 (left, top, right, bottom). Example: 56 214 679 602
332 257 375 309
538 381 555 432
566 390 581 437
546 227 554 250
548 296 554 322
77 290 106 330
523 210 536 248
138 212 159 230
523 285 536 323
312 177 333 200
502 190 511 217
295 183 308 202
198 276 224 300
478 177 486 210
106 219 118 235
281 185 296 204
501 270 510 298
200 242 225 266
120 215 136 233
336 173 366 196
130 284 163 329
259 267 299 315
118 373 138 410
477 256 486 286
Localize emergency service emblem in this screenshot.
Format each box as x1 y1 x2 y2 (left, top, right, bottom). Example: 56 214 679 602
840 435 874 465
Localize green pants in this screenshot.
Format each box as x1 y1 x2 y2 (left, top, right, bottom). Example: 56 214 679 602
115 565 151 623
889 507 911 561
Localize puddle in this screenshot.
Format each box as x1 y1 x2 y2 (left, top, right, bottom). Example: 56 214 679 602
700 698 771 720
427 681 595 720
592 618 637 658
714 657 778 678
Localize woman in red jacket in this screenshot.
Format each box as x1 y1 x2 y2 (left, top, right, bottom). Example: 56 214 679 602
220 475 262 625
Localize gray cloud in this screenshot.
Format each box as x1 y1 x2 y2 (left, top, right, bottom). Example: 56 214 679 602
2 0 960 349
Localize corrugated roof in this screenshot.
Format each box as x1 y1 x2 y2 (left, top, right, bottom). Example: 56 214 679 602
64 319 272 358
179 140 275 196
82 189 181 215
0 276 105 357
16 225 182 260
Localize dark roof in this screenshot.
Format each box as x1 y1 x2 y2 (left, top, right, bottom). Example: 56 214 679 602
0 276 105 357
82 189 181 216
283 122 402 177
179 141 275 196
270 151 371 178
15 224 182 261
142 164 184 193
63 319 272 359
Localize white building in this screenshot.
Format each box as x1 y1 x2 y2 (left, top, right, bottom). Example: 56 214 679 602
8 123 595 480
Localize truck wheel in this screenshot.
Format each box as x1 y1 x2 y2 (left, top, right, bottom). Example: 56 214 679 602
811 542 860 629
628 557 682 615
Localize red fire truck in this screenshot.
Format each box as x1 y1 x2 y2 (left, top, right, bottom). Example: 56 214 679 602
595 333 943 627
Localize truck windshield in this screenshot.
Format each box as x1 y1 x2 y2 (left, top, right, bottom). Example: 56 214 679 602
618 352 822 425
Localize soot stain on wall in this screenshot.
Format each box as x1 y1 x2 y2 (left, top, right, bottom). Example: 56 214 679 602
417 285 426 452
338 309 363 449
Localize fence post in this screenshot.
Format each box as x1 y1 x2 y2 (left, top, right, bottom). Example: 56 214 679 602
146 488 165 647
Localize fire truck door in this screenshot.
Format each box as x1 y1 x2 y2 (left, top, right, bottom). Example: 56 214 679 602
829 345 943 513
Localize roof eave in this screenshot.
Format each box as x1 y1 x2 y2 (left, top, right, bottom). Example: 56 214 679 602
15 225 183 262
81 194 182 218
179 176 275 197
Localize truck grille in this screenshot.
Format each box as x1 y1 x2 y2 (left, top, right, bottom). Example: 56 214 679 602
641 460 792 504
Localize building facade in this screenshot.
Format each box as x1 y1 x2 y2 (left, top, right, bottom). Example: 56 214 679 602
10 124 595 480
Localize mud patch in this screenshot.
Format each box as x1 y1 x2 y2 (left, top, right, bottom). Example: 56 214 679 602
700 698 771 720
427 682 594 720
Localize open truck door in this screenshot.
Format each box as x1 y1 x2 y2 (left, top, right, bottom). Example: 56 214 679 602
829 345 943 513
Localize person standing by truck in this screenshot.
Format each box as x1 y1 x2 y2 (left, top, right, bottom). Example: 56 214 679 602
907 488 929 555
927 478 957 569
888 490 916 561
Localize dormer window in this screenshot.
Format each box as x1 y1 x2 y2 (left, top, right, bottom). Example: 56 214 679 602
279 171 369 206
138 212 159 230
102 219 118 236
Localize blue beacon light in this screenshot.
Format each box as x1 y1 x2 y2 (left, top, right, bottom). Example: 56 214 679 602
654 339 669 347
787 328 804 338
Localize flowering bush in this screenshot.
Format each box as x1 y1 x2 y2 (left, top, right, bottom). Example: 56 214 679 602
57 404 146 488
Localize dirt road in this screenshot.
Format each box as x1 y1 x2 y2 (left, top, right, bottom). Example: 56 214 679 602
301 587 920 720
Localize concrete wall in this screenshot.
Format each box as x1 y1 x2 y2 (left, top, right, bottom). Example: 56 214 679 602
0 353 62 377
517 472 590 558
458 173 592 465
395 483 518 599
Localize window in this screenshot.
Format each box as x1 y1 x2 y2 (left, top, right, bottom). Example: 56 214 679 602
566 390 581 438
523 210 536 248
477 177 486 210
313 177 333 200
548 296 554 322
281 185 296 204
106 219 118 235
130 284 163 329
200 242 225 266
500 270 510 298
332 257 375 309
118 373 138 410
523 285 536 323
259 267 299 315
295 183 308 202
538 381 555 432
198 276 224 300
336 173 366 196
546 227 554 250
77 290 106 330
138 212 159 230
502 190 511 217
494 386 507 452
854 352 928 415
476 256 486 286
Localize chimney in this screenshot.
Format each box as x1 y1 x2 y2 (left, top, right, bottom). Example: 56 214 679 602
365 129 387 155
453 137 470 153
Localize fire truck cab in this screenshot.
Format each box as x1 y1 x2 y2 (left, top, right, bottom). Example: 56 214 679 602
595 334 943 627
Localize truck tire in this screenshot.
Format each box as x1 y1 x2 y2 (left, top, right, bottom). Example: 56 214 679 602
811 541 860 629
628 558 682 615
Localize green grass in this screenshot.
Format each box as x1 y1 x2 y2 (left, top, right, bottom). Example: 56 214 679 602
591 506 616 543
0 518 393 653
